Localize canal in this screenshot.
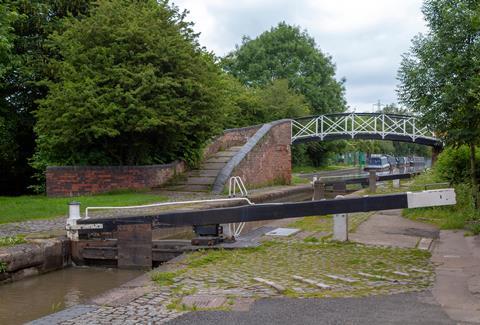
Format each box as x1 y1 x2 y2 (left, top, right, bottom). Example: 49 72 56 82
0 266 143 324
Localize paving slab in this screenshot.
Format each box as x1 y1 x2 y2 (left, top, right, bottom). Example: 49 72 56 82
349 209 438 248
432 230 480 323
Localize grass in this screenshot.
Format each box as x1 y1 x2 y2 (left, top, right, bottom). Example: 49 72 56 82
291 174 310 185
0 235 26 247
368 170 480 230
151 271 181 286
402 171 478 229
292 164 355 174
151 239 433 309
0 191 167 224
287 212 372 234
0 261 7 273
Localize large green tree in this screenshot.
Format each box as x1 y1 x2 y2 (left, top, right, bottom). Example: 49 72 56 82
35 0 227 168
0 0 90 194
398 0 480 206
222 22 346 114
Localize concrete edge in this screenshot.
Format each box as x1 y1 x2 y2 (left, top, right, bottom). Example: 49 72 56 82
211 119 292 194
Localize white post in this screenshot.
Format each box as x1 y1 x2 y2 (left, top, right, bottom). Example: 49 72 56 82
67 202 81 241
222 224 234 241
393 179 400 188
333 195 348 242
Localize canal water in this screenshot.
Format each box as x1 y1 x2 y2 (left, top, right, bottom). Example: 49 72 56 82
0 266 143 324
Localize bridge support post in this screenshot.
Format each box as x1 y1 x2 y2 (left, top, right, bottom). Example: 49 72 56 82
369 171 377 193
313 180 325 200
333 195 348 242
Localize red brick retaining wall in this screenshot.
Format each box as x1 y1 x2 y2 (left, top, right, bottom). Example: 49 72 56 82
46 161 186 197
232 121 292 187
203 125 261 159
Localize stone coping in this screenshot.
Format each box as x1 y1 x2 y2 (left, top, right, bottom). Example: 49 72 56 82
212 119 291 194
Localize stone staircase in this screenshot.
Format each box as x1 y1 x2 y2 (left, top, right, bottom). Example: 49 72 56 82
166 146 243 192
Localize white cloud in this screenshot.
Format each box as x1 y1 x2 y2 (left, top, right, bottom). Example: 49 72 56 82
172 0 427 112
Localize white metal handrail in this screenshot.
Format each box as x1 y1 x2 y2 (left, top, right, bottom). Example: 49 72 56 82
227 176 249 237
85 197 253 219
291 113 438 143
228 176 248 198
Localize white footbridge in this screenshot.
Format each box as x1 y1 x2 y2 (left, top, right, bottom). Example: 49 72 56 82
291 113 442 147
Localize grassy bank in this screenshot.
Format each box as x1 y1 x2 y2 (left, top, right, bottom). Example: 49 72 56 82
402 171 479 231
292 164 355 174
0 191 167 224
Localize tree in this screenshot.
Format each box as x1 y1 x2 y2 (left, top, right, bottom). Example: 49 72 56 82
398 0 480 207
219 76 311 128
222 22 346 114
35 0 227 168
378 104 431 157
0 0 91 194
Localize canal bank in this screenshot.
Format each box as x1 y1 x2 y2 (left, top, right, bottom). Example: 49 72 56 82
29 207 441 324
0 184 314 323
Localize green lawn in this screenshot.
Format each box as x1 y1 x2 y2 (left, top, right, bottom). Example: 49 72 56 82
0 192 167 224
292 164 355 174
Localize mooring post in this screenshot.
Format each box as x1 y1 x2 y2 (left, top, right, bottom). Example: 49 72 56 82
313 179 325 200
66 202 81 241
369 170 377 193
333 195 348 242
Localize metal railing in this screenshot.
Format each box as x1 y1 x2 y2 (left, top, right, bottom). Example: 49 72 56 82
228 176 248 198
291 113 439 144
227 176 249 237
84 197 253 219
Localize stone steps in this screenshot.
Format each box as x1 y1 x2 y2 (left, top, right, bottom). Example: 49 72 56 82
204 156 231 163
167 184 212 192
214 151 238 158
164 146 242 192
183 177 216 185
201 162 227 170
187 170 219 177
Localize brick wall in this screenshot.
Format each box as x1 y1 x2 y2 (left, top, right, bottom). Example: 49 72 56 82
231 121 291 187
46 161 186 197
203 125 261 159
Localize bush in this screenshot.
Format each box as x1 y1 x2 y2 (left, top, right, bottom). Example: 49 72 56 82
404 172 479 229
435 145 480 184
35 0 226 168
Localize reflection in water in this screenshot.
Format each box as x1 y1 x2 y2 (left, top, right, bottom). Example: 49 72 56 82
0 266 142 325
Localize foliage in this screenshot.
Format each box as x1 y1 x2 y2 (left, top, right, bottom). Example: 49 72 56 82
222 22 346 114
0 261 6 273
221 77 311 128
151 271 179 286
404 179 479 229
0 192 166 224
34 0 226 168
292 164 354 174
0 1 17 78
0 0 91 195
398 0 480 205
434 145 480 184
0 235 26 247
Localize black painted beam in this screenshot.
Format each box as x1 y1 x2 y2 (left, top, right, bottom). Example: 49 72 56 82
78 193 410 232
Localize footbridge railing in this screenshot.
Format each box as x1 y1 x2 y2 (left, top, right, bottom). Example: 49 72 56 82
291 113 442 147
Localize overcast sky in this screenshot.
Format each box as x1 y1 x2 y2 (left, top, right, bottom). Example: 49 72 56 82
172 0 427 112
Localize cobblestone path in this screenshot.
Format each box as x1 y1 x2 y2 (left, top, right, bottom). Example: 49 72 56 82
57 226 434 324
0 217 66 237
